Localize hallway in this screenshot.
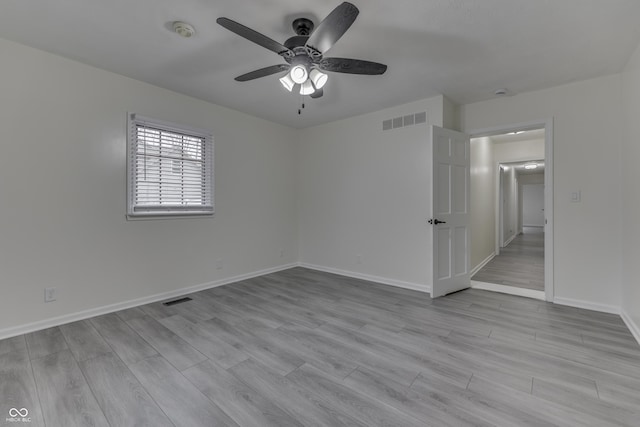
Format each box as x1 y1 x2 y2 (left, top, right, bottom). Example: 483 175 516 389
472 228 544 291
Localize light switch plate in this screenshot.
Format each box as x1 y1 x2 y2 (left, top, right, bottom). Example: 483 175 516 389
571 190 581 202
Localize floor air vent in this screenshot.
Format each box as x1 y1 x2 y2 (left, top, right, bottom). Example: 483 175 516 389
162 297 192 306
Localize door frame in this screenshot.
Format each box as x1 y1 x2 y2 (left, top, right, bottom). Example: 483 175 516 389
467 118 554 302
496 156 543 254
498 166 504 252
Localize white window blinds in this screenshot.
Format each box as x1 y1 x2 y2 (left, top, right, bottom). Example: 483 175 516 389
127 114 213 217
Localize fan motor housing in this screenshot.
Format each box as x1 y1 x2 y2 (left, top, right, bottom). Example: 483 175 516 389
287 53 313 69
284 36 309 50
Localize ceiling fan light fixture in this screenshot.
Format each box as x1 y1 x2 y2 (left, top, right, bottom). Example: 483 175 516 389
217 3 387 104
289 64 308 84
309 69 328 89
279 73 295 92
299 80 315 95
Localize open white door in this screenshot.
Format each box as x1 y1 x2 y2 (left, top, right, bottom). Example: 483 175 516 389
431 126 471 298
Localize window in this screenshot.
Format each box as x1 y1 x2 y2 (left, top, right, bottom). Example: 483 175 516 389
127 113 213 217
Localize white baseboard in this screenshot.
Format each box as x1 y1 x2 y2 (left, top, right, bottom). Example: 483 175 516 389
553 297 620 315
471 280 546 301
299 262 431 295
621 308 640 346
470 252 496 277
503 234 516 247
0 263 298 341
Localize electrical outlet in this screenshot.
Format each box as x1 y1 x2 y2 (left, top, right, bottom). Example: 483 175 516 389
356 254 363 264
216 258 223 270
44 287 57 303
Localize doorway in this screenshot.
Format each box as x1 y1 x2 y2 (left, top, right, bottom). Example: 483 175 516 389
474 159 545 296
467 120 554 301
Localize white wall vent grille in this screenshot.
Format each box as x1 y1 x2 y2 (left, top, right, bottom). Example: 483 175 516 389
382 112 427 131
403 115 415 126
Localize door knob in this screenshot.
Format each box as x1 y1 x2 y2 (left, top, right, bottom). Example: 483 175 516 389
428 219 447 225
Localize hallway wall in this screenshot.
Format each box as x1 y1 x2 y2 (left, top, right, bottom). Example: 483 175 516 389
501 166 518 246
621 39 640 340
470 137 495 269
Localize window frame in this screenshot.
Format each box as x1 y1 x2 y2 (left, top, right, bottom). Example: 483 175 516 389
127 113 214 219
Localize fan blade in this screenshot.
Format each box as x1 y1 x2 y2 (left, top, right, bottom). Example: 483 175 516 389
306 2 359 54
235 64 290 82
319 58 387 75
217 17 293 57
310 88 324 99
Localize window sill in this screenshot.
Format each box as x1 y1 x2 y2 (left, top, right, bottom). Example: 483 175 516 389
126 212 215 221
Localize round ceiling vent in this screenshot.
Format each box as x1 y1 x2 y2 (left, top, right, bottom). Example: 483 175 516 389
173 21 195 38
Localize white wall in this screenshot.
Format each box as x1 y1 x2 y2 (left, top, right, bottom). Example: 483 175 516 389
494 139 544 241
0 38 298 334
522 184 545 227
443 96 460 130
501 166 518 245
470 137 494 269
621 39 640 339
493 139 545 164
297 97 445 291
518 173 545 232
460 74 623 310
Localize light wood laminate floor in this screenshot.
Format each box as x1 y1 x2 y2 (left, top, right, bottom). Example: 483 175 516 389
472 228 545 291
2 267 639 426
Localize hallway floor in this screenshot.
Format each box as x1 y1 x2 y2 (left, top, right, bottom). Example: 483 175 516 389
472 228 544 291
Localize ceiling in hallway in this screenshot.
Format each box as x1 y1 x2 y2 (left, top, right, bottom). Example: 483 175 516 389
502 160 545 176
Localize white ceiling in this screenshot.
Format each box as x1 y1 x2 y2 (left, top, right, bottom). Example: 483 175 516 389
1 1 639 128
502 160 545 176
490 129 545 144
491 129 545 175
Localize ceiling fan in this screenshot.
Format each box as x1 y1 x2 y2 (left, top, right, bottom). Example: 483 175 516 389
217 2 387 99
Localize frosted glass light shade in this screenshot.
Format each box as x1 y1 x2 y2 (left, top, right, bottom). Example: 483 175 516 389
290 64 308 84
309 69 328 89
279 74 294 91
299 80 315 95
